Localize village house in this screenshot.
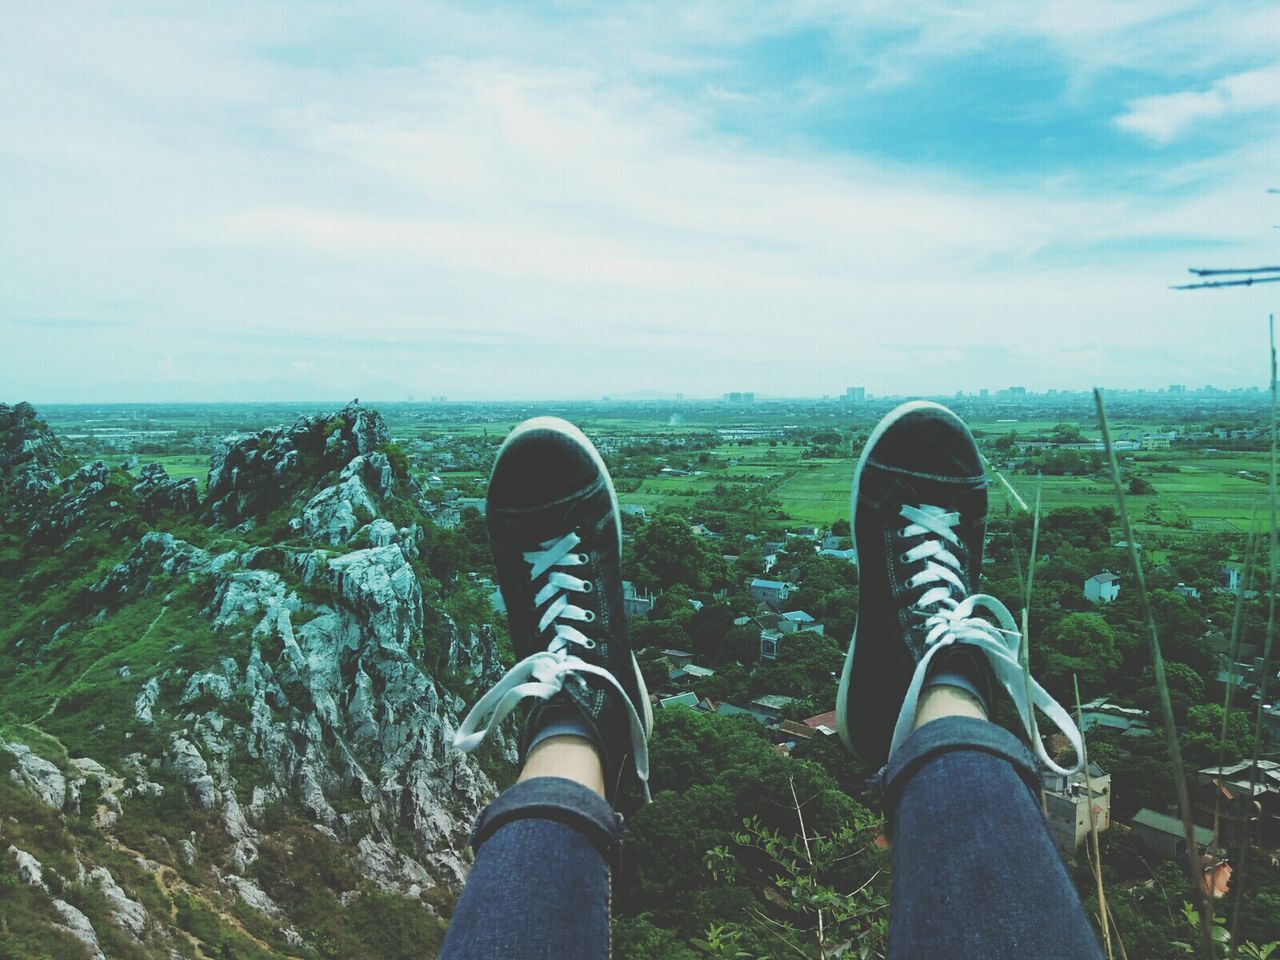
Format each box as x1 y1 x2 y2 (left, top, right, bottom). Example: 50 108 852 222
1078 697 1152 738
750 578 792 610
622 580 655 619
802 710 838 737
778 610 824 635
748 695 795 725
1130 809 1215 860
1220 565 1242 593
1196 759 1280 848
819 547 857 563
660 649 696 670
1041 763 1111 854
1084 572 1120 603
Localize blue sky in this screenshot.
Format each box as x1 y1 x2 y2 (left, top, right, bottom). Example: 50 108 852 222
3 1 1279 402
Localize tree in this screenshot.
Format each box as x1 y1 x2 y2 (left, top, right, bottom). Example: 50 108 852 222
630 514 727 593
1044 613 1121 691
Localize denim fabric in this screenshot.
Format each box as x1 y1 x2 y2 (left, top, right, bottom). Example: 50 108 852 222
438 777 623 960
442 724 1105 960
884 717 1105 959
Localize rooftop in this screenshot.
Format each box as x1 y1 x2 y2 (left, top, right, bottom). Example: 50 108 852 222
1131 809 1214 846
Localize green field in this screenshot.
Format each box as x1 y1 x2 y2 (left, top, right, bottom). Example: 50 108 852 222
619 434 1272 536
152 454 211 490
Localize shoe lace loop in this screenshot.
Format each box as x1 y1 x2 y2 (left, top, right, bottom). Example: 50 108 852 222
453 531 651 797
892 504 1084 777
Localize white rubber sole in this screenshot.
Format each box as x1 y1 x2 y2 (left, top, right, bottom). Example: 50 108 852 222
492 416 654 738
834 400 974 754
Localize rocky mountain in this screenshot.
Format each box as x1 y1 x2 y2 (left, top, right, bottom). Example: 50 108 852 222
0 402 511 959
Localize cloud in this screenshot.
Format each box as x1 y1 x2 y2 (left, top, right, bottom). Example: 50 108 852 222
1116 65 1280 143
1 2 1278 402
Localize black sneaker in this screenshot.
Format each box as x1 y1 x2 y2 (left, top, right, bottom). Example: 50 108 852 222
453 417 653 800
836 401 1083 774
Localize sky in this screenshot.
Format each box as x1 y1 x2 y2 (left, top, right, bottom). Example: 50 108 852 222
3 1 1279 402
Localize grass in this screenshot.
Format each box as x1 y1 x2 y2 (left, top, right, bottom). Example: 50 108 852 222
150 454 211 491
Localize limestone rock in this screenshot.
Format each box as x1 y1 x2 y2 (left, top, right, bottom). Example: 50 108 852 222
88 866 148 939
132 461 199 518
301 473 378 545
164 738 218 809
8 845 46 888
51 898 105 960
2 740 66 809
134 676 160 725
225 874 283 918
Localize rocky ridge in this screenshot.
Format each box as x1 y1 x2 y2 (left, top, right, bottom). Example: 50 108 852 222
0 402 512 959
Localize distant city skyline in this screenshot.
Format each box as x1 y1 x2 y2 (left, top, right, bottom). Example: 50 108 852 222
3 3 1279 403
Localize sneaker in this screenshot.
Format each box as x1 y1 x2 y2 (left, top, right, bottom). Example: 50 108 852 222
835 400 1082 774
453 417 654 800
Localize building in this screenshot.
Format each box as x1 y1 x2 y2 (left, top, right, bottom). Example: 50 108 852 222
659 692 700 711
1042 763 1111 853
660 649 696 670
724 392 756 403
778 610 824 635
820 547 857 563
802 711 838 736
748 695 796 725
760 628 783 661
1221 565 1242 593
750 578 792 610
844 386 866 403
671 663 715 682
1174 583 1200 600
1078 697 1152 737
622 581 655 619
1084 572 1121 604
1130 809 1215 860
1195 760 1280 848
1141 434 1173 450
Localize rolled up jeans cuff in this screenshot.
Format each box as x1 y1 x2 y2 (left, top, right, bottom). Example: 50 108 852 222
883 717 1040 820
470 777 627 868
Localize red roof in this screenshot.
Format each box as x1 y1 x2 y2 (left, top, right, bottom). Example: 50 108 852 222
803 710 837 730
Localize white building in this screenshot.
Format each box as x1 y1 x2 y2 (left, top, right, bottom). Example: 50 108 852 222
1084 572 1120 603
750 578 791 610
1042 763 1111 853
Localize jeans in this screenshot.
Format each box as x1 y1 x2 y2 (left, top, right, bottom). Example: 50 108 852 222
438 718 1105 959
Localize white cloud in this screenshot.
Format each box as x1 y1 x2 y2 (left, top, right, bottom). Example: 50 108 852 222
1117 65 1280 143
1 2 1278 401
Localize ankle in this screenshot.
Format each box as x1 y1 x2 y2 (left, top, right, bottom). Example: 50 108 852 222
912 683 988 731
518 736 606 797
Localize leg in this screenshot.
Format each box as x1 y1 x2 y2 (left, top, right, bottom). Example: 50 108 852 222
445 419 653 957
883 711 1104 959
835 402 1102 958
438 760 622 960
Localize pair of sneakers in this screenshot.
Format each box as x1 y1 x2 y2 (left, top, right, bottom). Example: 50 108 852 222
453 405 1081 801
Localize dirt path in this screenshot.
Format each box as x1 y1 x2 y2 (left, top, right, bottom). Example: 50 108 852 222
109 835 304 960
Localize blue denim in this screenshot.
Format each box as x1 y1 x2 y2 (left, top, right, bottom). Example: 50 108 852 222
438 777 623 960
441 721 1104 959
884 716 1105 959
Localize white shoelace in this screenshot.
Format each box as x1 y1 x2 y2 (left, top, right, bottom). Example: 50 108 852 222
453 531 651 797
889 504 1084 776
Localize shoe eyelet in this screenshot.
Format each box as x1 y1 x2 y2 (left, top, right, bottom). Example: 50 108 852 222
899 552 912 563
580 580 594 593
580 638 597 649
582 610 596 622
577 553 589 564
